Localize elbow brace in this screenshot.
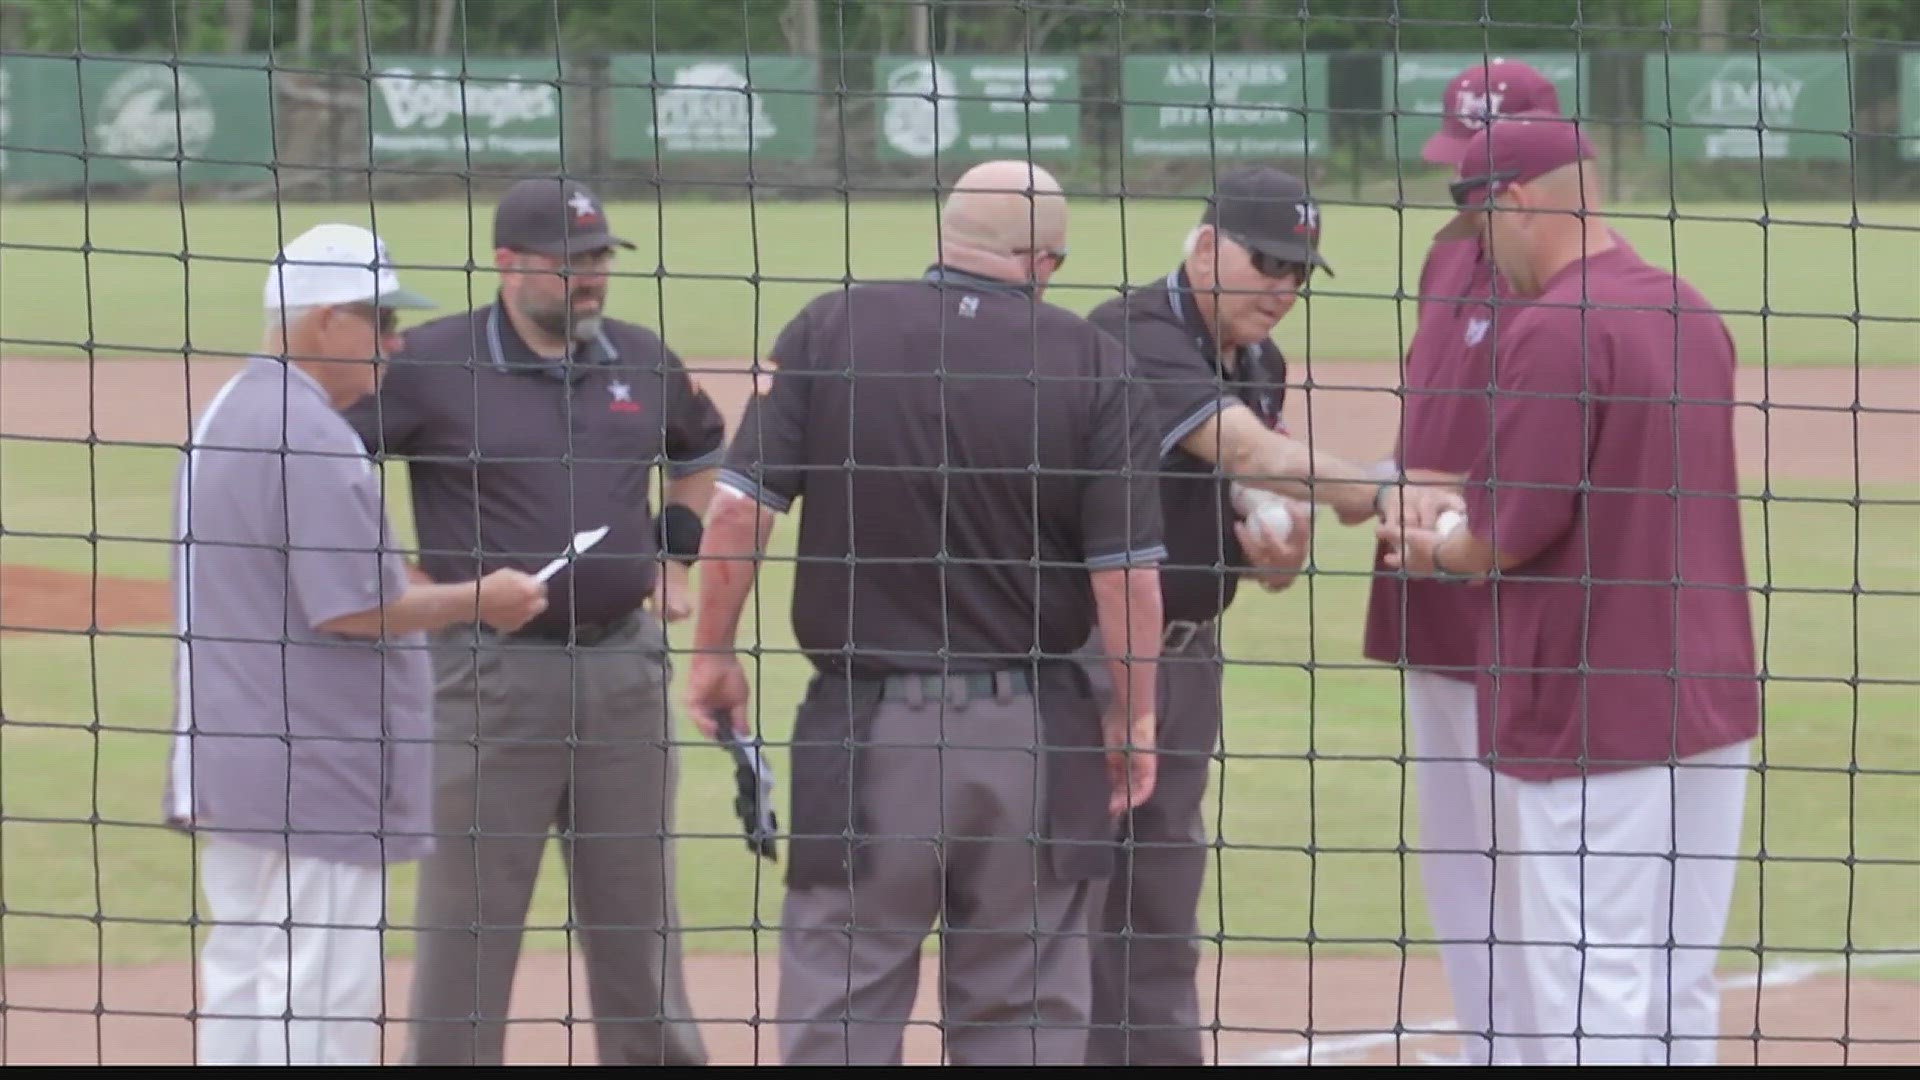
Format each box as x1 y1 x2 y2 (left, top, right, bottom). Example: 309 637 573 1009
656 503 704 565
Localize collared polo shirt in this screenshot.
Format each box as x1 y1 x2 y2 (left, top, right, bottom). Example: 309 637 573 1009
341 300 728 635
719 266 1167 678
1086 267 1292 625
165 357 434 866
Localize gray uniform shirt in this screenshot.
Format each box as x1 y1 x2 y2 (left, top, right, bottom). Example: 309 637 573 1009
163 357 434 866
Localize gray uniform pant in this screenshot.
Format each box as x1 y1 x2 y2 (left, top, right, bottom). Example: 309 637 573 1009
1080 621 1223 1066
776 675 1094 1066
406 612 706 1066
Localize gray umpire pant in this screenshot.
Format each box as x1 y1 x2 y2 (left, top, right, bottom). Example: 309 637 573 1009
406 611 707 1066
1079 619 1223 1066
776 672 1095 1066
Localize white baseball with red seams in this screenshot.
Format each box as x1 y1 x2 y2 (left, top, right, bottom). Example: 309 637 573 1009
1230 482 1301 547
1437 509 1466 537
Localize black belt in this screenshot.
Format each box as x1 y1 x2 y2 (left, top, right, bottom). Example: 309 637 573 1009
1162 618 1217 654
514 611 638 647
875 669 1034 705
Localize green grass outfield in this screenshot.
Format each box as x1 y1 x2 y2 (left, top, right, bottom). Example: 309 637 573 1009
2 437 1916 974
1 197 1916 368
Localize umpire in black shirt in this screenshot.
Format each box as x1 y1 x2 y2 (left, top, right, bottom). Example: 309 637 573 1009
1078 165 1391 1065
685 160 1168 1065
342 178 722 1066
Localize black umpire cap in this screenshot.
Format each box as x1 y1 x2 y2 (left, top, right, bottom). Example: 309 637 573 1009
493 177 636 257
1201 165 1335 276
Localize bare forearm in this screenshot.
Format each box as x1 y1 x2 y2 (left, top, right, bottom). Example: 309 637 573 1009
1092 566 1162 726
1188 407 1377 519
318 582 477 638
1232 435 1374 515
692 490 775 652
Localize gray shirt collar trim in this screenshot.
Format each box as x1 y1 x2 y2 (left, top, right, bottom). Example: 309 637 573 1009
484 301 621 381
1163 268 1257 374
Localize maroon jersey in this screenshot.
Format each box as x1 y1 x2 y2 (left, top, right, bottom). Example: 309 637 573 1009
1463 243 1761 780
1363 234 1502 680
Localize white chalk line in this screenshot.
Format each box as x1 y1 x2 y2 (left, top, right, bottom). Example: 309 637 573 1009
1233 951 1920 1066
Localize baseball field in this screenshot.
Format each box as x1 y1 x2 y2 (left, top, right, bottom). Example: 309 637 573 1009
0 196 1916 1064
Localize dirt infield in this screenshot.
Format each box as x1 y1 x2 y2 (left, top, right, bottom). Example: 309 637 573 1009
0 951 1913 1065
2 353 1916 1065
0 563 172 636
3 354 1916 486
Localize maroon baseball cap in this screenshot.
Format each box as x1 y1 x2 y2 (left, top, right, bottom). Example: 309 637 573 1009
493 177 635 258
1436 111 1598 240
1420 58 1563 167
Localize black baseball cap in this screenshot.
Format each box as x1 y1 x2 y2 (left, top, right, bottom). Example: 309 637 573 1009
1199 165 1335 276
493 177 635 257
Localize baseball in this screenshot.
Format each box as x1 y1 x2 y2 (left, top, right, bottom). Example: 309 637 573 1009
1231 482 1302 547
1436 509 1466 537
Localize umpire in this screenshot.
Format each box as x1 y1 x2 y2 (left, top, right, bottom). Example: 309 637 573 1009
1078 166 1425 1065
685 159 1167 1065
341 177 725 1066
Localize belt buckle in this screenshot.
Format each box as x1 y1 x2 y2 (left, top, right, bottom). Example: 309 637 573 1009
1163 620 1200 653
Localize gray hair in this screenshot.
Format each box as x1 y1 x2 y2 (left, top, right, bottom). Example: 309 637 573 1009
263 305 318 339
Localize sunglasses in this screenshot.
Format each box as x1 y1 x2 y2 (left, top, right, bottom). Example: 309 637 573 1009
1220 231 1310 283
1449 169 1521 209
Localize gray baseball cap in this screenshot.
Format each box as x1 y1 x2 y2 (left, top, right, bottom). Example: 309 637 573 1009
1199 165 1335 276
492 177 636 257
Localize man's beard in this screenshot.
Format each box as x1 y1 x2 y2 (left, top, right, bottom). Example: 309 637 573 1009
528 296 603 343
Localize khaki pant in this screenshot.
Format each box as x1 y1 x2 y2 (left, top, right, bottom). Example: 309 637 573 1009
404 613 706 1066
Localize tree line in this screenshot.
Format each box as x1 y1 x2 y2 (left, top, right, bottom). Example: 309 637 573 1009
2 0 1914 60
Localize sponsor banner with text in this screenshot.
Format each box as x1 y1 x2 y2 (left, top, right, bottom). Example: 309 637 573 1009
873 56 1080 162
1123 55 1329 159
609 55 817 161
1644 52 1854 162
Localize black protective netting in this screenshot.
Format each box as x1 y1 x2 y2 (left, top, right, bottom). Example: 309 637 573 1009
0 0 1915 1068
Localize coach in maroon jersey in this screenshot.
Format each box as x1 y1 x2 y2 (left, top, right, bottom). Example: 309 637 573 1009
1382 112 1761 1065
1363 57 1565 1065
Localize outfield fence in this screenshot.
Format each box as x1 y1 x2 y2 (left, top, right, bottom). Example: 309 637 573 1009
0 0 1917 1069
2 43 1918 205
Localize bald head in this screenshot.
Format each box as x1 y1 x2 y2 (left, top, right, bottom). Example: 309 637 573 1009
1521 159 1604 212
1481 157 1615 296
936 160 1068 286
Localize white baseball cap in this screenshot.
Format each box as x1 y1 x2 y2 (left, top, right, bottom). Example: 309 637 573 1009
262 223 436 312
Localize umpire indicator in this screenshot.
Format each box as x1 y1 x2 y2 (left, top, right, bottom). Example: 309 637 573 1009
688 160 1167 1066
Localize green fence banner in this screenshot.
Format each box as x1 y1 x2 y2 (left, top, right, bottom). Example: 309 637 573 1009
1 56 275 186
367 57 566 162
608 55 817 161
1644 52 1854 161
1123 55 1329 159
0 56 85 185
1901 52 1920 161
873 56 1080 161
1381 53 1589 162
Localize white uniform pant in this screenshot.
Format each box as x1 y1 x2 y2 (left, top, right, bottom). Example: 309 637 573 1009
196 838 388 1065
1405 671 1499 1064
1490 740 1753 1066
